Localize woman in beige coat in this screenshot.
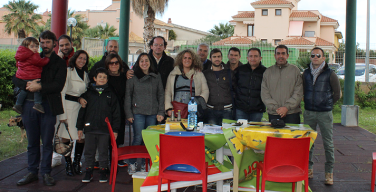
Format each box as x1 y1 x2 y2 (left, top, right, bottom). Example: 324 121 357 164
165 49 209 117
56 50 90 176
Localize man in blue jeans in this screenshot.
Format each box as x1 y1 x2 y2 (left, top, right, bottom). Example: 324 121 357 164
234 48 267 122
203 48 234 125
13 30 66 186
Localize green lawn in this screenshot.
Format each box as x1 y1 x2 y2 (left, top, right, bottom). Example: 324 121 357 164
1 107 376 161
0 109 28 161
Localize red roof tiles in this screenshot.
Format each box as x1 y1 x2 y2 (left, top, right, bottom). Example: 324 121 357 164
321 15 338 22
232 11 255 18
251 0 293 5
212 36 254 45
279 37 314 45
290 11 319 18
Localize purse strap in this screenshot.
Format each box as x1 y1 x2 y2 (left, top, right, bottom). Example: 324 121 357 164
55 122 73 141
189 74 194 97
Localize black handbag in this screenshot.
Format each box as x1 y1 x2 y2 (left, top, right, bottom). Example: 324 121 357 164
271 119 286 128
53 122 73 156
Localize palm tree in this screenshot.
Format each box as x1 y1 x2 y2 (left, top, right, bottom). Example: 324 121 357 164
97 23 117 39
2 0 42 38
131 0 169 50
209 23 234 40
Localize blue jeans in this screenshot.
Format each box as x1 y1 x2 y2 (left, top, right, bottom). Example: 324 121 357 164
236 109 263 122
207 108 233 125
16 80 42 105
129 114 157 164
22 100 56 175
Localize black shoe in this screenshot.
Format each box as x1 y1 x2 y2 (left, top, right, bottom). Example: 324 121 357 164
99 168 108 183
33 103 45 113
43 174 55 186
73 154 82 175
82 167 93 183
65 156 74 176
16 172 38 186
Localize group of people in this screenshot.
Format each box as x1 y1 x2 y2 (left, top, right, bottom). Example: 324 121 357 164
12 29 341 187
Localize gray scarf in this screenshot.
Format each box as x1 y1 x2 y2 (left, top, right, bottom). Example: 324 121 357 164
310 61 326 85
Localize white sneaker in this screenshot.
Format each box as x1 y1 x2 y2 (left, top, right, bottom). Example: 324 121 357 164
128 163 137 175
140 164 146 172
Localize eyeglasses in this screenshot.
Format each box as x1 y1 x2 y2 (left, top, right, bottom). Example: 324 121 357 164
311 54 321 58
153 44 164 47
109 61 119 65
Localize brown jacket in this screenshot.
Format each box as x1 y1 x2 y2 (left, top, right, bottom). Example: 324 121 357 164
261 63 303 115
165 66 209 110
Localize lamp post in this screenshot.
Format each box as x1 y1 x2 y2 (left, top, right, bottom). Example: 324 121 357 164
67 17 77 39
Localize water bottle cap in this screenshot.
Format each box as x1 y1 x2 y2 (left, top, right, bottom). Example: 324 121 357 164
191 97 194 99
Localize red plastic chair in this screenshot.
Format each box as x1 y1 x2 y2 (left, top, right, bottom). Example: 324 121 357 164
253 136 311 192
158 134 208 192
371 152 376 192
105 117 152 192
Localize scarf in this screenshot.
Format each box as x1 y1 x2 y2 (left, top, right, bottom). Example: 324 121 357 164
310 61 326 85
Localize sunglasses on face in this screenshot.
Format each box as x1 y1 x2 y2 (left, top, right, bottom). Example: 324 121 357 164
311 54 321 58
109 61 119 65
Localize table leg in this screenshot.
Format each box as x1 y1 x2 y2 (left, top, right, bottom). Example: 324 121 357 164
233 160 238 192
296 181 302 192
216 148 224 192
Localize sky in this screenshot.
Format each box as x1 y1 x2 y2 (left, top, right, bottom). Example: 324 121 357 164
1 0 375 49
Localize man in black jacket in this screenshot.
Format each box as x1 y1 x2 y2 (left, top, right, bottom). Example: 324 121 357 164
89 40 130 82
234 48 266 122
225 47 243 72
14 30 67 186
148 36 174 89
203 49 234 125
303 47 341 185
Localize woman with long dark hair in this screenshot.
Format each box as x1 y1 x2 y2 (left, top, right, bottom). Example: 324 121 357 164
125 53 165 174
56 50 90 176
104 53 128 167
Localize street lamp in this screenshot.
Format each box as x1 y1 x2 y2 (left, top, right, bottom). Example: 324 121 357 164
67 17 77 39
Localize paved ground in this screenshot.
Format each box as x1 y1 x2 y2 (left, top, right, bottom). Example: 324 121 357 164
0 123 374 192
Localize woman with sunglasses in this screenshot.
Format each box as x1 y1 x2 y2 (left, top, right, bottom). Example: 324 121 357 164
104 53 128 167
125 53 164 175
56 50 90 176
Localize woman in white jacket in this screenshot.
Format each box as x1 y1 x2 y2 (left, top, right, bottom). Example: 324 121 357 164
165 49 209 117
56 50 90 176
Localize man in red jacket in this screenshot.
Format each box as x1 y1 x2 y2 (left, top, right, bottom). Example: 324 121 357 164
57 34 74 66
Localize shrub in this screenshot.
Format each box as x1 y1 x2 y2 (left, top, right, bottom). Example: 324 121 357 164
88 55 102 70
0 49 17 109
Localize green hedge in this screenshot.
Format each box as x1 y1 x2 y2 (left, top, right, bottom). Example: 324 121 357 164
0 49 17 108
0 50 102 109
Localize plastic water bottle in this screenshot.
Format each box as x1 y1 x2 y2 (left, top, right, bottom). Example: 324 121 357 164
188 97 197 130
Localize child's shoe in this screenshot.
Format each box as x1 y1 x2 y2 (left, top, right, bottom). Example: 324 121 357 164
99 167 108 183
128 162 137 175
118 160 128 167
33 104 45 113
13 105 23 114
82 167 93 183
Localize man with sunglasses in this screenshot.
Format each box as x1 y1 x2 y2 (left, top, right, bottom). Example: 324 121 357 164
261 45 303 124
303 47 341 185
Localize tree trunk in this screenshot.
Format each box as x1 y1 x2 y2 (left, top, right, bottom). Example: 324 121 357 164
18 29 26 39
143 5 155 52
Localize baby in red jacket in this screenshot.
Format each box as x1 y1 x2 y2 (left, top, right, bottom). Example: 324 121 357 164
13 37 50 114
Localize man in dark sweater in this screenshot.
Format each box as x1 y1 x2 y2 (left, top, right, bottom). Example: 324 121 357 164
14 30 67 186
203 48 234 125
234 48 266 122
89 40 130 82
303 47 341 185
